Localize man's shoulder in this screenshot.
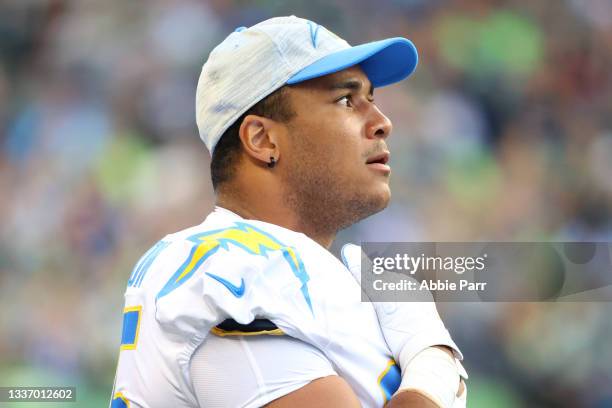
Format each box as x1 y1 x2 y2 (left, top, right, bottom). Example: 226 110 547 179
152 215 321 343
152 210 315 298
150 209 331 318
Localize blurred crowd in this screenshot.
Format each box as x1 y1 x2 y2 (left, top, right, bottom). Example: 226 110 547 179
1 0 611 406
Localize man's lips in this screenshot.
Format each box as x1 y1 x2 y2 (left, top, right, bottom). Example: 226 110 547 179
365 151 391 174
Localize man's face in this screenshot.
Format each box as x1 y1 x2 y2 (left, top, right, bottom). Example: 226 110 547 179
279 66 393 231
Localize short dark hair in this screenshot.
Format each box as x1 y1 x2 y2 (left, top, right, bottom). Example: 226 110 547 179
210 86 295 191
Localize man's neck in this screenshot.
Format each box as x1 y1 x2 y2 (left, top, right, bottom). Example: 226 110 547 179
216 195 336 249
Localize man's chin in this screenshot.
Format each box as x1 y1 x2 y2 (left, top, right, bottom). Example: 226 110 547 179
373 189 391 215
346 187 391 227
375 183 391 208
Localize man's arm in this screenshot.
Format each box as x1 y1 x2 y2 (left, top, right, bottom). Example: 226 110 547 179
267 346 464 408
342 244 468 407
191 331 457 408
265 375 360 407
389 380 466 407
267 373 462 408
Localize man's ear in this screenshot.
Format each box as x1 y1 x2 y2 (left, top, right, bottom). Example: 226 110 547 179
238 115 281 166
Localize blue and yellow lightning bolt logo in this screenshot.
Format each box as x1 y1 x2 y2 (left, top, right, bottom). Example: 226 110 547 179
156 222 313 313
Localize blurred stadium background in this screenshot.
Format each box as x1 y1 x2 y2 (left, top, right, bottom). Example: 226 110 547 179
1 0 611 406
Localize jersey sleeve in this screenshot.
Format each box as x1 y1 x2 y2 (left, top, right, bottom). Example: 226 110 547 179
189 334 337 408
154 235 314 344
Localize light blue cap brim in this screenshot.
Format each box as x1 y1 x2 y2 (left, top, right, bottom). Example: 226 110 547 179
286 37 418 87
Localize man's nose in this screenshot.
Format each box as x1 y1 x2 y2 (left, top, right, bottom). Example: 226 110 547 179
366 105 392 140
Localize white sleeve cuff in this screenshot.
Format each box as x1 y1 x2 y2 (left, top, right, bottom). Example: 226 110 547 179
395 324 464 365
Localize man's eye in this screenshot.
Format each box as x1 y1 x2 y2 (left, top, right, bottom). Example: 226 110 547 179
336 95 353 107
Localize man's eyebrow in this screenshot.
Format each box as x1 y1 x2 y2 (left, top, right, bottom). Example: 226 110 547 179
328 79 374 96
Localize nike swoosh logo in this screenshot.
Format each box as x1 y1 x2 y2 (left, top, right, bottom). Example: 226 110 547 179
205 272 245 298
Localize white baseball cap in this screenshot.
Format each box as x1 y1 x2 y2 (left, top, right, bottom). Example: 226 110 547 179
196 15 418 154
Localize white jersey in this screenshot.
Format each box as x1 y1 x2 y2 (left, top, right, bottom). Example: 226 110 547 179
111 207 458 407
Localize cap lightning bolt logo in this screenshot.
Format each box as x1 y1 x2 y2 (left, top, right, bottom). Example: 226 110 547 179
156 222 313 313
307 21 320 48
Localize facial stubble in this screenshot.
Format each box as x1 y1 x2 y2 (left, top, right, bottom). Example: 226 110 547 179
281 130 390 235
